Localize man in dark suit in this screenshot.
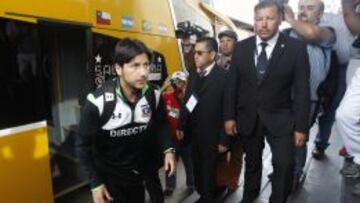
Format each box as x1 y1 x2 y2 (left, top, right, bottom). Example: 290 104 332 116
224 2 310 203
177 37 229 203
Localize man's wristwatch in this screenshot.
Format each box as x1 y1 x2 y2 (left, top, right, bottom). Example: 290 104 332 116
163 148 176 154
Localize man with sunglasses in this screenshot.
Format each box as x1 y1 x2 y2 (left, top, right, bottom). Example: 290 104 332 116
177 37 230 203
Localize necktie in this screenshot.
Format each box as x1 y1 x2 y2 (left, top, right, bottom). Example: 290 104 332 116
194 69 206 95
256 42 268 80
198 70 206 78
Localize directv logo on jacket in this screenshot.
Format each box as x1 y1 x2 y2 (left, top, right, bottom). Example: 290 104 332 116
109 125 148 137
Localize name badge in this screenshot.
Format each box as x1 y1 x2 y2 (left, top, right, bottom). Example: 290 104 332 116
169 108 179 118
186 94 198 113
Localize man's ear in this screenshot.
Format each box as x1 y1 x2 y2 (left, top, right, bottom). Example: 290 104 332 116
114 63 122 76
211 51 217 61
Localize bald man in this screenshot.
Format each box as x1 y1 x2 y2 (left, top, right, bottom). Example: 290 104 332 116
283 0 336 191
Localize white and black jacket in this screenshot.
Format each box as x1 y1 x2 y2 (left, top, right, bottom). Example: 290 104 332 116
77 79 173 188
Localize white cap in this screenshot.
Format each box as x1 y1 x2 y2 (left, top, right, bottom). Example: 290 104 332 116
171 71 187 81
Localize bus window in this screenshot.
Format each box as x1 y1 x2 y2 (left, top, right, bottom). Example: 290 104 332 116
0 19 49 129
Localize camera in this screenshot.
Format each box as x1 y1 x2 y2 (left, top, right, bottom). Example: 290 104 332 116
353 36 360 49
175 21 209 39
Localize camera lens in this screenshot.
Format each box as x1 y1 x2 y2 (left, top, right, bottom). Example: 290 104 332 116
353 36 360 49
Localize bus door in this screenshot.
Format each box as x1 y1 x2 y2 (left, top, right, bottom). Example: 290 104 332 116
38 22 91 143
37 22 92 196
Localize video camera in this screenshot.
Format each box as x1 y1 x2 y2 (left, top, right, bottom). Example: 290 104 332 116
353 36 360 49
175 21 209 39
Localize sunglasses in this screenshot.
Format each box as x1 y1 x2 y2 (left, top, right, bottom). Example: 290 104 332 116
194 50 211 56
182 43 193 47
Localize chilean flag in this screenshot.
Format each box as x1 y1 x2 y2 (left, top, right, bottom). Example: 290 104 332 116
96 11 111 25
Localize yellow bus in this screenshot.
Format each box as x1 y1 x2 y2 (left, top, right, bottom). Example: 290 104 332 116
0 0 183 137
0 0 182 201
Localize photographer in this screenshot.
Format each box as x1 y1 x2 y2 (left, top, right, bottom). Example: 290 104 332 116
181 34 196 72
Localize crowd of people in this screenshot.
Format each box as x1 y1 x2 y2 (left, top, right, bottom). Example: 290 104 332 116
77 0 360 203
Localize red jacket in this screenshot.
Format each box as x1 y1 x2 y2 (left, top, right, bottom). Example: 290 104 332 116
161 91 181 145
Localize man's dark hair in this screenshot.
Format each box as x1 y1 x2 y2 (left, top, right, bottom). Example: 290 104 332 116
254 1 282 15
196 37 218 53
114 38 152 66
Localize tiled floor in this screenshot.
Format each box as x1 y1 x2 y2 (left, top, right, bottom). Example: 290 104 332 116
55 124 344 203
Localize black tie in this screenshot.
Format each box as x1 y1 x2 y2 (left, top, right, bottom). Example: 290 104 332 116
198 70 206 78
256 42 268 80
194 70 206 95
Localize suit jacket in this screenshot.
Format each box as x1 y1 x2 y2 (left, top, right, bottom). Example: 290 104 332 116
225 33 310 137
178 64 229 148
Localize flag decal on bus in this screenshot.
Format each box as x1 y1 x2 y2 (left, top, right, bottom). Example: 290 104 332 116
96 11 111 25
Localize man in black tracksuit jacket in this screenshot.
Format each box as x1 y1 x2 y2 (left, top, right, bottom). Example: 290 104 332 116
77 38 176 203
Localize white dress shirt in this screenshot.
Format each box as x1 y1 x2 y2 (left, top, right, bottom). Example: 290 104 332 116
254 32 280 64
197 62 215 77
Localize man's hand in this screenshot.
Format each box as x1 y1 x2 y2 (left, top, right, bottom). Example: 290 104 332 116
225 120 238 136
92 185 113 203
294 131 306 148
218 144 228 153
176 130 184 140
284 5 295 23
164 151 176 177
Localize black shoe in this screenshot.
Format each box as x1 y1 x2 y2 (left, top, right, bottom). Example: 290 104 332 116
163 188 174 197
312 147 325 160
